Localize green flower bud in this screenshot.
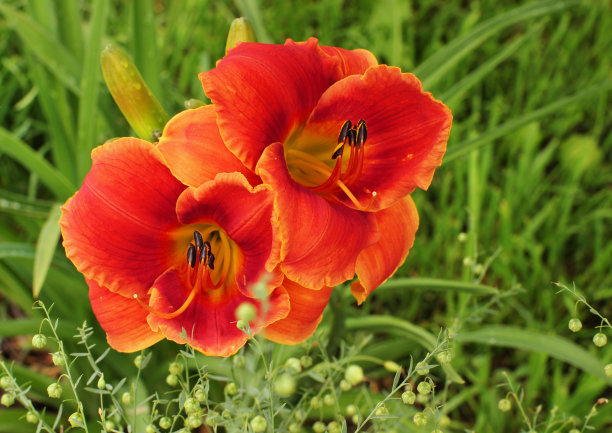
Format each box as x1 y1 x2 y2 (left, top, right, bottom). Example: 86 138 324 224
194 386 207 402
604 364 612 378
222 409 231 419
346 404 357 416
351 414 360 425
134 354 145 368
250 415 267 433
236 319 249 331
498 398 512 412
593 332 607 347
145 424 156 433
225 17 257 54
415 361 430 376
375 405 389 416
97 376 106 390
47 383 62 399
289 423 300 433
225 382 238 396
323 393 335 406
437 350 453 365
294 411 304 422
187 414 203 429
284 357 302 374
417 381 432 395
104 420 116 431
121 392 133 406
310 396 322 409
568 318 582 333
100 44 168 141
168 361 183 376
68 412 84 428
159 416 172 430
313 421 326 433
440 415 451 427
1 393 15 407
300 355 313 368
51 352 64 366
235 302 257 322
165 374 178 387
273 373 296 398
402 390 416 405
26 411 39 424
339 379 352 391
328 421 342 433
184 99 206 109
184 397 200 414
383 360 402 373
32 333 47 349
0 376 11 389
413 412 427 426
344 364 364 385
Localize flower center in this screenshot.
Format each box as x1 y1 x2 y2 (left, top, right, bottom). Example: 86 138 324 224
285 119 376 210
136 227 237 319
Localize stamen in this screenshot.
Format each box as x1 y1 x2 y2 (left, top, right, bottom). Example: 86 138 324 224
207 252 215 270
194 231 203 250
332 144 344 159
187 244 197 268
338 120 352 143
356 122 367 148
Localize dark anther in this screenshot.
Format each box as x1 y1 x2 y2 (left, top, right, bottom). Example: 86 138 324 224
356 123 367 148
332 145 344 159
198 245 208 264
357 118 365 127
194 231 203 250
338 120 352 143
347 128 357 147
187 244 197 268
207 252 215 270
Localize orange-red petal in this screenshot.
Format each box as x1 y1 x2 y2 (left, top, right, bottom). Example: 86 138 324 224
265 279 333 345
157 106 260 187
200 38 340 170
257 142 379 289
176 172 282 290
303 65 452 211
319 45 378 77
60 138 185 298
147 269 289 356
88 279 163 352
350 196 419 305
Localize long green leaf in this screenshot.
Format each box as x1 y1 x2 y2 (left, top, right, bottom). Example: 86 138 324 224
377 277 498 296
445 81 612 163
455 326 612 384
76 0 108 181
0 127 75 198
346 315 464 384
414 0 580 88
32 204 62 298
0 4 81 94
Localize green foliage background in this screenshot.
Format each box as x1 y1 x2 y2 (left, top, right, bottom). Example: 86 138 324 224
0 0 610 432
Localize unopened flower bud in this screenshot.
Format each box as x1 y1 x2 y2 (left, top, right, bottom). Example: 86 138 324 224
47 383 62 399
310 396 322 409
101 44 168 141
605 364 612 378
105 420 116 431
166 374 178 387
1 393 15 407
417 381 432 395
413 412 427 426
313 421 326 433
236 319 248 331
402 390 416 405
184 99 206 109
284 357 302 374
438 350 453 364
345 364 364 385
328 421 342 433
145 424 156 433
225 382 237 396
97 376 106 390
273 373 296 398
593 332 607 347
339 379 352 391
226 17 257 54
134 354 145 368
568 318 582 332
235 302 257 322
289 423 300 433
0 376 11 389
375 405 389 416
25 410 38 423
351 414 360 425
194 386 207 402
415 361 430 376
121 392 133 406
498 398 512 412
384 360 402 372
51 352 64 366
68 412 84 428
187 414 203 429
300 355 313 368
184 397 200 414
168 361 183 375
346 404 357 416
323 393 334 406
250 415 267 433
32 333 47 348
159 416 172 429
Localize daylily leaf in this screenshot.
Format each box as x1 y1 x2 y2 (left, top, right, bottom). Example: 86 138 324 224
376 277 498 296
33 204 62 298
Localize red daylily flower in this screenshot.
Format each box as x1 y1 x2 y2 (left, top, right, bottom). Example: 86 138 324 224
60 115 332 355
196 38 452 302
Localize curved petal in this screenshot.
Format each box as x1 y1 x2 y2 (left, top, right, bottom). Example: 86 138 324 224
350 196 419 305
88 279 163 352
200 38 340 170
157 106 260 187
320 45 378 77
60 138 185 298
302 65 452 211
265 279 333 345
147 269 289 356
257 142 379 289
176 173 282 291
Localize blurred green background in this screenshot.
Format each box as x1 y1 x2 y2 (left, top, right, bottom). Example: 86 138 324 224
0 0 611 432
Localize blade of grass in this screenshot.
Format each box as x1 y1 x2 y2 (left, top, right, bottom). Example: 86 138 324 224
132 0 162 100
346 315 464 384
234 0 272 43
55 0 84 62
32 203 62 298
414 0 580 89
76 0 108 181
455 326 612 384
445 81 612 163
0 127 75 198
376 277 498 296
0 4 81 94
